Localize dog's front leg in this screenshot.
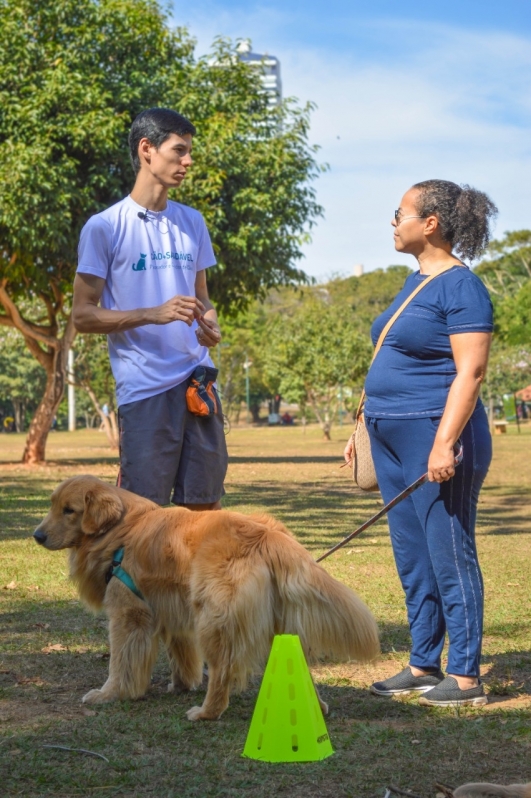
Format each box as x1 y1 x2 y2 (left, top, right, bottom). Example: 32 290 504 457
83 580 157 704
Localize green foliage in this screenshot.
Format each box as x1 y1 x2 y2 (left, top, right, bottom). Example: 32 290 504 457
494 281 531 347
262 294 372 435
73 335 116 411
0 1 322 310
0 327 46 430
475 230 531 347
216 304 270 419
483 341 531 401
0 0 323 457
326 266 412 334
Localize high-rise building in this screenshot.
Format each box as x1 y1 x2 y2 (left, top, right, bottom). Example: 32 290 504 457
236 40 282 109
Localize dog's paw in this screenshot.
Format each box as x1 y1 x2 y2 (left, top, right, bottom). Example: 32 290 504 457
186 705 204 721
82 688 114 704
167 680 199 694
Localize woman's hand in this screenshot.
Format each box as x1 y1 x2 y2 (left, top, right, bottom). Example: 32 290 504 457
344 433 355 465
427 441 456 483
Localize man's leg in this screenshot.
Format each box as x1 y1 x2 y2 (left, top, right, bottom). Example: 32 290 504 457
117 388 185 505
183 500 221 511
172 385 228 510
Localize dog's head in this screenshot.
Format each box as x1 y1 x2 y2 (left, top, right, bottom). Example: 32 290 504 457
33 476 124 550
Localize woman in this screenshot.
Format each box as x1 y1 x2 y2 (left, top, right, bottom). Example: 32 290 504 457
345 180 497 706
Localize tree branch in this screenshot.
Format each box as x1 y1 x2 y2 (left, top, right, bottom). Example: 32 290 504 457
0 314 15 328
23 335 53 370
0 284 60 348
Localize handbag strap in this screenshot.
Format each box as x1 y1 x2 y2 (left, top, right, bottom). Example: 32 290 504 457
355 264 459 420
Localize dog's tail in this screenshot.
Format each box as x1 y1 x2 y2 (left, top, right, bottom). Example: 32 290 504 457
453 785 531 798
262 519 380 664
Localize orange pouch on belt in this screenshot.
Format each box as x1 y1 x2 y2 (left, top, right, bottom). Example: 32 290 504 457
185 366 219 416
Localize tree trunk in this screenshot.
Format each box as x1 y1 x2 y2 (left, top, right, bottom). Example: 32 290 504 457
81 383 118 449
20 318 76 464
307 390 332 441
22 344 68 463
12 398 25 432
0 279 76 464
250 402 261 423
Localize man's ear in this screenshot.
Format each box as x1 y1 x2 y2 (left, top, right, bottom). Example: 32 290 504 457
82 485 124 536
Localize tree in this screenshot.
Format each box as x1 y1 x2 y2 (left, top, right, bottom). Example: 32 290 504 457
0 0 323 463
262 296 372 439
215 303 271 422
70 335 119 447
0 327 47 431
325 266 413 334
475 230 531 346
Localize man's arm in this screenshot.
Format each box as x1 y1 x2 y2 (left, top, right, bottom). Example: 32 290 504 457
72 273 205 334
194 269 221 348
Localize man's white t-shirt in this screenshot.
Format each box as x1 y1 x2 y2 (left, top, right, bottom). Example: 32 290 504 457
77 195 216 407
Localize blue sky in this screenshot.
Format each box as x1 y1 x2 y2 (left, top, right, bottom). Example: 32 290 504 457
172 0 531 280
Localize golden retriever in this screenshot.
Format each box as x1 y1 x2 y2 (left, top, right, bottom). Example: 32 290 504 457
33 476 380 720
454 785 531 798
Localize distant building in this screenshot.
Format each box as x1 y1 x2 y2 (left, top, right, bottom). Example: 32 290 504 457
236 40 282 109
353 264 364 277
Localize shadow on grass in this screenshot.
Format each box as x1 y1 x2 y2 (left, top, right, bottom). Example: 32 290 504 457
229 456 341 464
477 486 531 536
1 478 387 546
2 598 531 798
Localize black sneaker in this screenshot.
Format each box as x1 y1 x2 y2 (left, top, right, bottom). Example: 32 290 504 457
418 676 487 707
370 666 444 696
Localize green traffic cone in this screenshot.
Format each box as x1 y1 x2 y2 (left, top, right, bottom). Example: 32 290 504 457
242 634 334 763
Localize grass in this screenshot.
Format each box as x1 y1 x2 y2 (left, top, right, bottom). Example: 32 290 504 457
1 423 530 798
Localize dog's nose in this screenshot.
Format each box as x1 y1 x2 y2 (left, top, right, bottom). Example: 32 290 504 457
33 529 47 545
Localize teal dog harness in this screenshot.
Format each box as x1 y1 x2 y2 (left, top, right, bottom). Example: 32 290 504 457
105 547 144 601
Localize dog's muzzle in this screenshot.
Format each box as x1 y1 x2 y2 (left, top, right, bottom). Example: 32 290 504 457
33 528 47 545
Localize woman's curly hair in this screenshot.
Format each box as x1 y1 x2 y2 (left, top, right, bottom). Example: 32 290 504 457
412 179 498 262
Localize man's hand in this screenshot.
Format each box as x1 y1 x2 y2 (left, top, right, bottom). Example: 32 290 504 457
150 295 205 326
73 275 207 334
195 315 221 348
427 441 456 483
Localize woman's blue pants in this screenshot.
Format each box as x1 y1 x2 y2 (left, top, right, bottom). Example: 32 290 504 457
366 407 491 677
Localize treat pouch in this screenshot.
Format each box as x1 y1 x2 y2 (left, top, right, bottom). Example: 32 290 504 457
186 366 219 416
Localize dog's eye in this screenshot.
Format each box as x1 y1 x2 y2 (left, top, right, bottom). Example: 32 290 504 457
63 506 75 515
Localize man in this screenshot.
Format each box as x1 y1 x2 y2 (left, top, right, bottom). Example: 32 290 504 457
73 107 228 510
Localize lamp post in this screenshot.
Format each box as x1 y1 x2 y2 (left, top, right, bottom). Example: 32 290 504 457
67 348 75 432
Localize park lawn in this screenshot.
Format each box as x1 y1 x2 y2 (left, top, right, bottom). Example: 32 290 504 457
0 424 530 798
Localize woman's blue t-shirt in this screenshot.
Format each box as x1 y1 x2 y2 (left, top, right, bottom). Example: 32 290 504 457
364 266 493 419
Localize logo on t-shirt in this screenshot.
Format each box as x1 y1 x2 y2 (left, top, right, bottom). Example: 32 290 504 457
132 254 147 271
149 251 194 271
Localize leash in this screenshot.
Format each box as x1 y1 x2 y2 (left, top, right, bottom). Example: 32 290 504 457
316 445 464 564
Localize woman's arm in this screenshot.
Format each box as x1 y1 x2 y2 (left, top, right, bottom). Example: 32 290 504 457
427 331 491 483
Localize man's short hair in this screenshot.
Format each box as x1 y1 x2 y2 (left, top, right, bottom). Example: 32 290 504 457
128 108 197 175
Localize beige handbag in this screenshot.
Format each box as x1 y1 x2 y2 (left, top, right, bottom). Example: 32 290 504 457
351 265 457 491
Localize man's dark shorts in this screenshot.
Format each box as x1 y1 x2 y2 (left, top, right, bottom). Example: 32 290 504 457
117 380 228 505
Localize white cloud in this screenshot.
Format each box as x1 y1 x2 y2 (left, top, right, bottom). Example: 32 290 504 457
173 6 531 279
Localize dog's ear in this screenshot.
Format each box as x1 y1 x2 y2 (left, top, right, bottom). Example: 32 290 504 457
81 484 124 536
